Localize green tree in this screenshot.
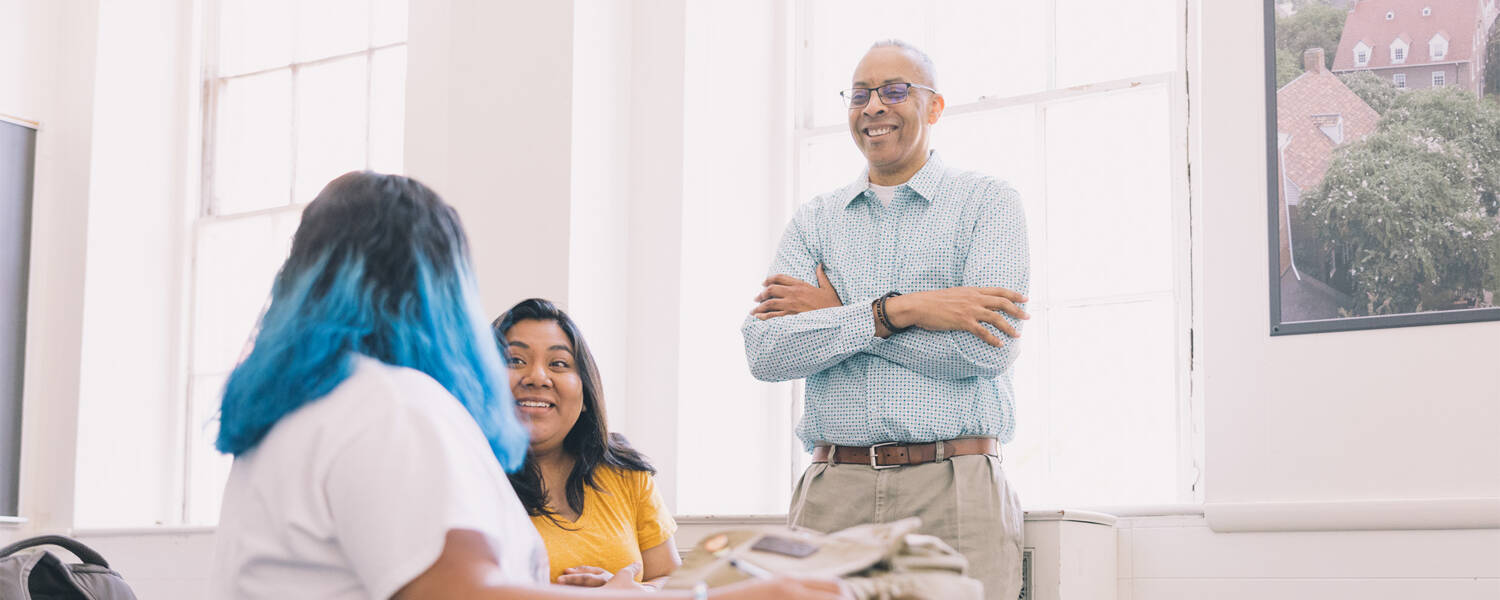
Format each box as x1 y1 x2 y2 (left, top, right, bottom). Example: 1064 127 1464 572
1486 16 1500 97
1276 49 1303 89
1301 88 1500 314
1382 87 1500 202
1338 71 1398 114
1275 2 1346 79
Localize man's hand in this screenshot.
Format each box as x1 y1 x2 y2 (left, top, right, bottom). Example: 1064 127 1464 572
555 563 641 588
752 264 842 320
880 287 1030 347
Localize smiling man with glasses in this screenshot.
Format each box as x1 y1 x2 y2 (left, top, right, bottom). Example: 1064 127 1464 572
742 39 1030 599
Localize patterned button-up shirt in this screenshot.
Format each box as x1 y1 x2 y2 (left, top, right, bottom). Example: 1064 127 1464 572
742 151 1030 450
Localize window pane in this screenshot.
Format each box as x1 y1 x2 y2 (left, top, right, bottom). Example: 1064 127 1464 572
807 0 930 128
1044 86 1173 301
185 373 231 525
1043 298 1177 506
930 105 1042 216
1055 0 1177 87
218 0 293 76
294 0 370 62
931 1 1049 104
215 70 292 214
999 305 1050 504
370 46 407 175
294 56 369 202
372 0 409 46
931 104 1050 321
192 211 302 375
797 134 865 209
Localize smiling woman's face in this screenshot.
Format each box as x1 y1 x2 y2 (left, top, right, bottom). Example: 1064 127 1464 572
503 319 585 453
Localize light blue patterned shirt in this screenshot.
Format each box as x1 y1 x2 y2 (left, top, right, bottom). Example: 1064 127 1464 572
742 151 1030 451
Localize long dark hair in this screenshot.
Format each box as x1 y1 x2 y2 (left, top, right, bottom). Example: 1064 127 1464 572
217 172 528 471
493 298 654 525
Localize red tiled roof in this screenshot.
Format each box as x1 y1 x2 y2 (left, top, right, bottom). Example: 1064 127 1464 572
1276 69 1381 193
1330 0 1485 70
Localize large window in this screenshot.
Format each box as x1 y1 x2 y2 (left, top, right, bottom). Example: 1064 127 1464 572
185 0 408 524
792 0 1190 507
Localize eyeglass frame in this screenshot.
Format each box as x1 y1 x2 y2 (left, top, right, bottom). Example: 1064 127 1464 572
839 82 939 109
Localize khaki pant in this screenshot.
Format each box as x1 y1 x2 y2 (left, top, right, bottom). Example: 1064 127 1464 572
788 452 1024 600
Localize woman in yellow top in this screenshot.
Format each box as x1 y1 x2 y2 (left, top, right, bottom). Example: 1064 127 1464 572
494 298 681 590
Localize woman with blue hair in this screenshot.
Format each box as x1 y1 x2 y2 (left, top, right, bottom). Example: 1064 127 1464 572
208 171 842 600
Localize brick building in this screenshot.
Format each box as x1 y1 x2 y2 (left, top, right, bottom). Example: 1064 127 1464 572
1331 0 1499 93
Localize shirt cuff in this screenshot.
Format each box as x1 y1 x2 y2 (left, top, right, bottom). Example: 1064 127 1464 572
832 300 878 352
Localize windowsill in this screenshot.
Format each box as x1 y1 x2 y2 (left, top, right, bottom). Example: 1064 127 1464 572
675 504 1205 529
69 524 216 538
0 516 25 527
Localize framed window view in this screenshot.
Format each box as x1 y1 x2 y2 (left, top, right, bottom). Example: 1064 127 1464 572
1265 0 1500 335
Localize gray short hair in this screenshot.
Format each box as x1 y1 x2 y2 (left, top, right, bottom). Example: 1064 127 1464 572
869 39 937 88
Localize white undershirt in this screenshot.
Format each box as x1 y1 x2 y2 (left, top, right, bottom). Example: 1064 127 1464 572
869 182 899 207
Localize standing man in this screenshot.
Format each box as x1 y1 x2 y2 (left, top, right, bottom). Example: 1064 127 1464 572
742 40 1030 599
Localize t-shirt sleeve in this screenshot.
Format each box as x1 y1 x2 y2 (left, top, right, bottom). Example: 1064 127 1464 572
631 470 677 550
322 395 521 599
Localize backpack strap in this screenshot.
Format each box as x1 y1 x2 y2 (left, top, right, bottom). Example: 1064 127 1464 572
0 535 110 568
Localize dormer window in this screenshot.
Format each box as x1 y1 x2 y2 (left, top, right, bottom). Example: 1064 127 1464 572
1386 11 1395 20
1430 34 1448 60
1422 6 1432 16
1354 42 1372 66
1312 114 1344 144
1391 38 1409 64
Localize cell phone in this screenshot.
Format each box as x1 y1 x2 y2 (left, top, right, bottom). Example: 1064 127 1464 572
749 534 819 558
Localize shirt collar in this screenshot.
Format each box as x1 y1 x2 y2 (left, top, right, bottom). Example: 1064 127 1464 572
837 150 946 209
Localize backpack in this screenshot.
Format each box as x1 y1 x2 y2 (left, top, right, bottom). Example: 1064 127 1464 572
0 535 138 599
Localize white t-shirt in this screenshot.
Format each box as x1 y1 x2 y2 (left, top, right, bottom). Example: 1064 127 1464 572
869 182 898 207
210 355 547 599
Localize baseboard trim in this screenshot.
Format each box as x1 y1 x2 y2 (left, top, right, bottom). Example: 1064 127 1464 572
1204 497 1500 532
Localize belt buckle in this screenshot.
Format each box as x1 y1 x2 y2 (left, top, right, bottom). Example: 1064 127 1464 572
869 442 900 470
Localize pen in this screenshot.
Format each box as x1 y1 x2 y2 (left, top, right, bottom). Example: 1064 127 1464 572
727 556 773 579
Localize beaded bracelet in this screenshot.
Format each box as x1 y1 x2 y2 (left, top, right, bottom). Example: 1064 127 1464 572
876 291 908 333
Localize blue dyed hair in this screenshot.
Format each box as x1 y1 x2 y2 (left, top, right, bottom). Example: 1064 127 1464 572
215 171 529 472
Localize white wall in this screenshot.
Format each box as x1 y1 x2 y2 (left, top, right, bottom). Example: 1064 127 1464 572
567 0 636 437
404 0 575 316
0 0 100 543
673 0 797 514
1196 0 1500 514
72 0 197 529
1117 515 1500 599
619 0 689 510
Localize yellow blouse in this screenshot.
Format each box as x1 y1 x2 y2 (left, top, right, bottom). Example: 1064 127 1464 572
530 465 676 584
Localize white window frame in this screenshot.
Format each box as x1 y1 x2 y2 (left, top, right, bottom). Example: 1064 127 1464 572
789 0 1198 508
1429 34 1447 60
1422 6 1432 16
1432 70 1446 87
1354 42 1371 67
182 0 408 524
1391 39 1408 64
1386 11 1396 20
1394 72 1408 88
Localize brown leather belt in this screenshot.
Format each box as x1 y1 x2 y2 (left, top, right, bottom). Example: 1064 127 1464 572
812 438 998 469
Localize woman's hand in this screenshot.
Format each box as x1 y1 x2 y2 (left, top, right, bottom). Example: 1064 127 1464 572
555 563 642 589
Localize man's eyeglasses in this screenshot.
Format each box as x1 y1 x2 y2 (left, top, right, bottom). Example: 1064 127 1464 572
839 82 938 109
